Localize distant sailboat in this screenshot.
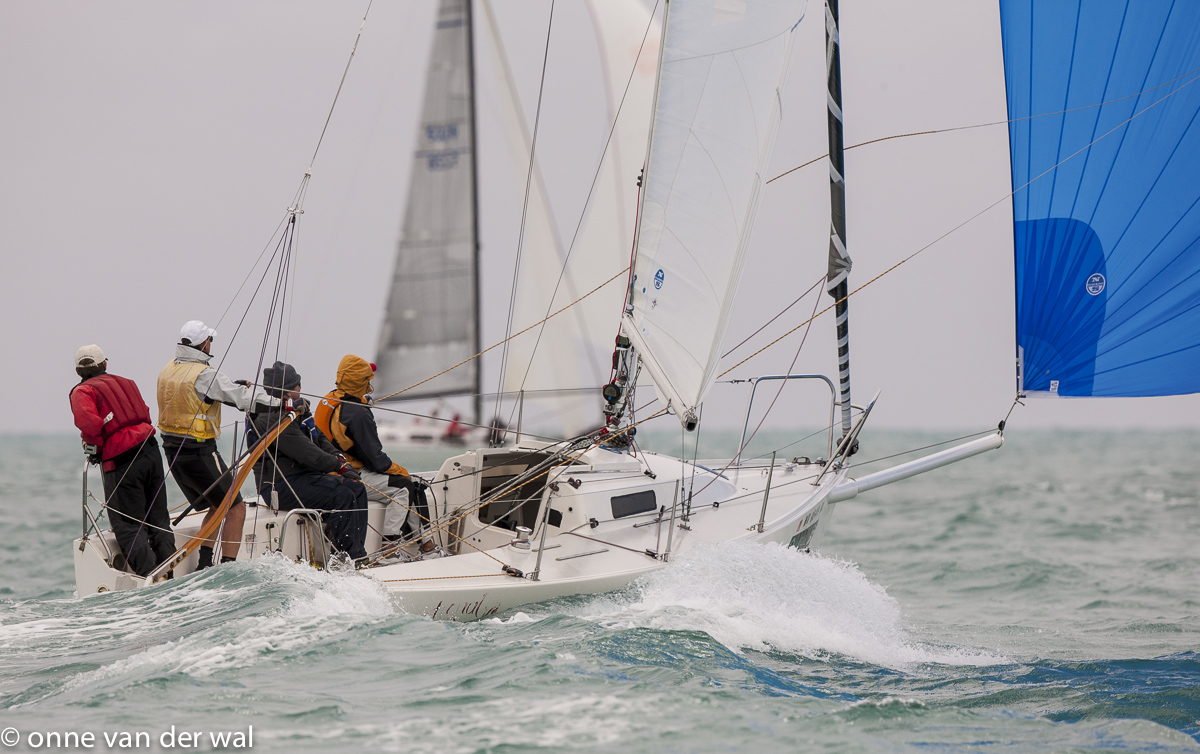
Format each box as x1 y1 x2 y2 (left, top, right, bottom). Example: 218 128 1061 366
373 0 659 444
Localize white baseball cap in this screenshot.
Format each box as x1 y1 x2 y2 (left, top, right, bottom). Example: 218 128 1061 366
179 320 217 345
75 344 106 367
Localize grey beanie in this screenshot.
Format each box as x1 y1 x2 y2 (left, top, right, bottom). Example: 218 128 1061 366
262 361 301 396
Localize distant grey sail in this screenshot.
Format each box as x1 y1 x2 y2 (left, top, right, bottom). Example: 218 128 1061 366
375 0 480 415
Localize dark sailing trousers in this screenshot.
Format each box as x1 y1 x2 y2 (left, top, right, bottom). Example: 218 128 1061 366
161 437 242 512
103 437 176 576
270 472 368 559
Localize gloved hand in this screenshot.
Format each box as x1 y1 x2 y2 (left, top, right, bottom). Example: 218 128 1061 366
300 414 322 442
338 463 361 481
234 379 251 387
387 474 410 488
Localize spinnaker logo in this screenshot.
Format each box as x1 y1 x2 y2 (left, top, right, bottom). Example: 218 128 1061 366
654 269 665 290
1086 273 1105 296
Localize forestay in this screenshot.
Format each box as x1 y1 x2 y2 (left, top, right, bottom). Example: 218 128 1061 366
623 0 806 427
1002 1 1200 397
375 0 479 402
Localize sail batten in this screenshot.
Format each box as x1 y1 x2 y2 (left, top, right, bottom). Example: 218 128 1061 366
627 0 807 427
1003 1 1200 398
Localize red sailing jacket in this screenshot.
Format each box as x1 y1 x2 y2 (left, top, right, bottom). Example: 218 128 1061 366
70 373 155 472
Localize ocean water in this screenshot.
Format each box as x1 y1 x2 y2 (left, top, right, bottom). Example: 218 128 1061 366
1 429 1197 753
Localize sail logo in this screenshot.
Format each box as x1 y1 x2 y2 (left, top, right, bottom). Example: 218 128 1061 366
418 148 465 171
426 123 458 142
1086 273 1105 296
654 269 665 290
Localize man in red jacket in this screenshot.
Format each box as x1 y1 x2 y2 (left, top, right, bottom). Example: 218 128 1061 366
70 344 175 577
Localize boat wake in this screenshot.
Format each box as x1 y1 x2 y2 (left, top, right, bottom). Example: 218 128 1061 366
1 556 393 707
561 541 1006 669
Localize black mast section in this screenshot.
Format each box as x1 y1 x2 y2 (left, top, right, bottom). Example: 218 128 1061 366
466 0 482 427
824 0 853 437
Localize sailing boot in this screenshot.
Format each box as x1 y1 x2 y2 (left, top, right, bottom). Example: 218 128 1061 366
196 546 214 571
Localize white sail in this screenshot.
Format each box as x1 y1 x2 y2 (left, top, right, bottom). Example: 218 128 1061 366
488 0 659 436
624 0 805 428
375 0 478 403
479 0 585 435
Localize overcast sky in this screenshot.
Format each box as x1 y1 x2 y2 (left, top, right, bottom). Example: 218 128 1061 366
4 0 1199 437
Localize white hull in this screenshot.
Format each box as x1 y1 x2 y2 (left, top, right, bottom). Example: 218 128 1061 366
73 443 843 620
73 433 1001 620
374 452 843 621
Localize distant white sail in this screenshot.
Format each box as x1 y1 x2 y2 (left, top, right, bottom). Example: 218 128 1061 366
624 0 805 428
489 0 659 436
375 0 478 403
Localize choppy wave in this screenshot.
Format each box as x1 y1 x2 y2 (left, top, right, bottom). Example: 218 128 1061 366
2 557 393 707
3 431 1200 752
563 541 1006 668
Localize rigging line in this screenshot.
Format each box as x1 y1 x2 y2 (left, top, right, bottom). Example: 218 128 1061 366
309 0 374 169
739 287 823 456
213 215 288 331
565 530 656 558
690 286 823 502
515 0 663 394
720 71 1200 381
765 64 1200 186
299 391 573 446
686 403 703 511
373 266 629 403
493 0 557 427
743 422 836 463
721 274 823 358
135 230 295 552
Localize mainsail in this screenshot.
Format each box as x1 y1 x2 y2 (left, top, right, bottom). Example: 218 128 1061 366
623 0 806 428
1002 1 1200 397
375 0 479 414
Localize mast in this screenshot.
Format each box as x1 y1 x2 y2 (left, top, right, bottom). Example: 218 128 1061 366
824 0 854 439
466 0 482 427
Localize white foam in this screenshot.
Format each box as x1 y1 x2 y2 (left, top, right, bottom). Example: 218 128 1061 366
49 557 394 695
573 541 1005 669
483 611 539 626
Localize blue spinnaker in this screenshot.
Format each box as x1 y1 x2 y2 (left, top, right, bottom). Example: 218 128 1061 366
1001 1 1200 397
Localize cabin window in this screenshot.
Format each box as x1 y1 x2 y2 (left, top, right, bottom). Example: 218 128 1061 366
611 490 656 519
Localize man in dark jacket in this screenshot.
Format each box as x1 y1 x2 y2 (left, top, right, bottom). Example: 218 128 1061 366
69 344 175 577
313 354 434 554
248 361 368 561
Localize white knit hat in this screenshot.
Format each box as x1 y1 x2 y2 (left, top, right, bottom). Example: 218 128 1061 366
75 344 106 367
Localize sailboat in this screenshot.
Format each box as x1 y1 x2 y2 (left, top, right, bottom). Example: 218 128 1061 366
373 0 658 446
73 0 1200 622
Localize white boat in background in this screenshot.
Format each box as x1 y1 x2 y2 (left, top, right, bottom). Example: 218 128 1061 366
74 0 1200 621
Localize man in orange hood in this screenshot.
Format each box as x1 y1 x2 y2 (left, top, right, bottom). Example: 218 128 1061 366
314 355 437 555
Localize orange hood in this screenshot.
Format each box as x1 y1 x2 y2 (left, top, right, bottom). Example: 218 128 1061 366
334 354 374 399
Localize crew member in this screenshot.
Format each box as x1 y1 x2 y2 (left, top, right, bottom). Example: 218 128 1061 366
249 361 368 561
313 355 436 554
157 320 279 570
69 345 175 577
